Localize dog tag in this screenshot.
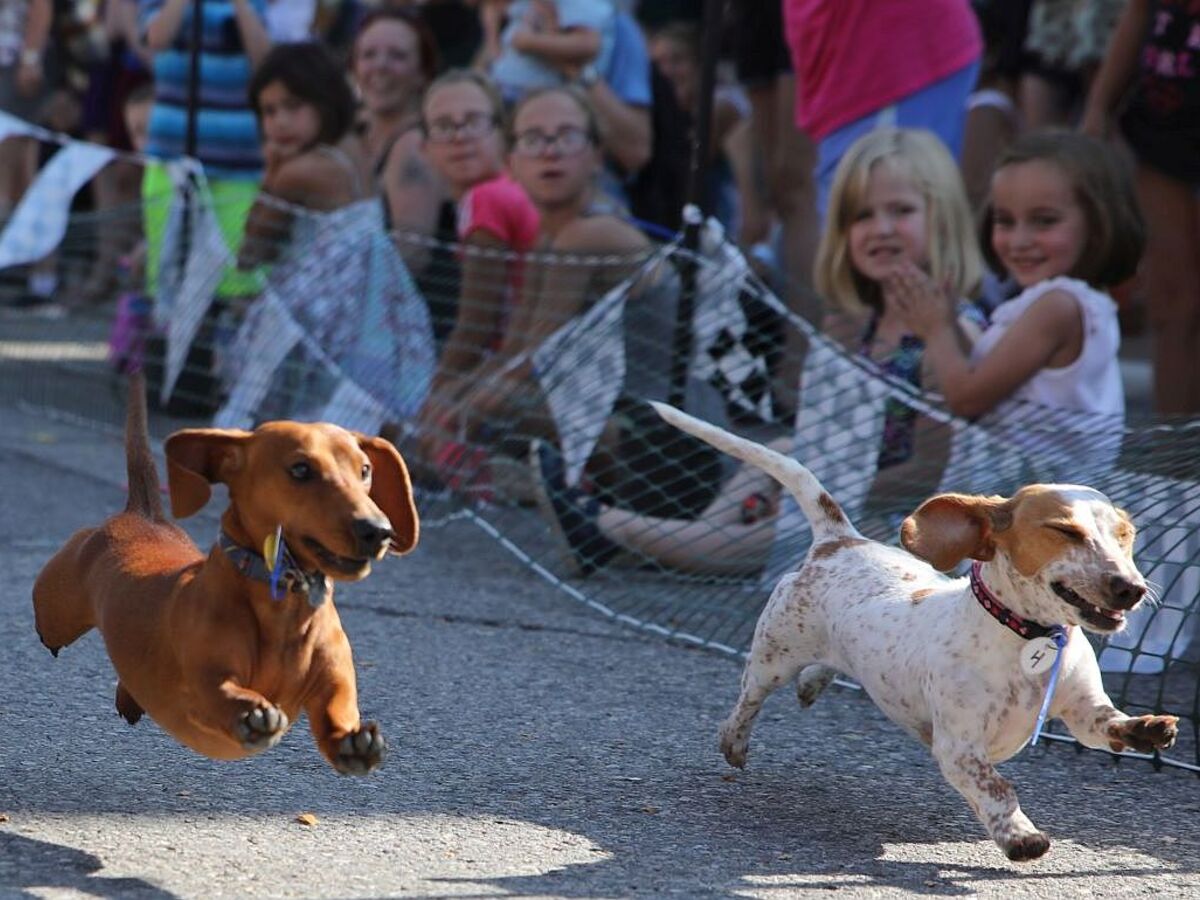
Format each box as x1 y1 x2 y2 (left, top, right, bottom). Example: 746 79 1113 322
262 525 283 571
1020 637 1061 677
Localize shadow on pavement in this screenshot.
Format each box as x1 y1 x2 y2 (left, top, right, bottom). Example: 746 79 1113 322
0 832 178 899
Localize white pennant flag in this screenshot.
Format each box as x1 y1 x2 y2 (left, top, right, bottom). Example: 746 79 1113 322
764 335 890 582
0 140 116 269
938 416 1034 497
161 179 234 402
212 291 303 429
532 278 631 486
0 110 37 143
319 378 390 435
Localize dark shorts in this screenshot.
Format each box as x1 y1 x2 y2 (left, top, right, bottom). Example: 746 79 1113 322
80 46 150 150
977 0 1033 81
1121 108 1200 187
733 0 792 88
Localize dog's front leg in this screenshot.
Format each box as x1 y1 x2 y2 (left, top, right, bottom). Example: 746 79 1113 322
306 631 386 776
191 674 291 753
1055 675 1178 755
932 735 1050 862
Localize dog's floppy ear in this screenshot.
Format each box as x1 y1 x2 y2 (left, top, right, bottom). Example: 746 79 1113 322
164 428 252 518
900 493 1012 571
357 433 419 555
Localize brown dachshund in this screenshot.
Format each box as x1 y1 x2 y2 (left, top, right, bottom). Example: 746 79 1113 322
32 375 418 774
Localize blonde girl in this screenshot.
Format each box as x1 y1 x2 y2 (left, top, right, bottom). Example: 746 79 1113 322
533 127 987 577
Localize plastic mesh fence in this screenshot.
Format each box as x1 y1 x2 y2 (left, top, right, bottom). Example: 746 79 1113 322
1 131 1197 775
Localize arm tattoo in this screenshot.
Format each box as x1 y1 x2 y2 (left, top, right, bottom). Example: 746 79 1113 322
399 155 431 185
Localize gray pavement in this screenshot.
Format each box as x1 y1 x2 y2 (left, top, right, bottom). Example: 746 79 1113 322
1 404 1198 900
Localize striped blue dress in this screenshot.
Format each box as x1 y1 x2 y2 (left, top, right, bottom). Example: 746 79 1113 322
138 0 264 179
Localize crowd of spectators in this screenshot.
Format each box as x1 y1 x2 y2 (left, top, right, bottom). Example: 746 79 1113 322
0 2 1197 547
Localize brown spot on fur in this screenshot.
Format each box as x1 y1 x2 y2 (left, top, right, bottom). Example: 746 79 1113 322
818 492 847 524
911 588 934 604
959 755 1012 802
810 537 868 560
901 571 917 581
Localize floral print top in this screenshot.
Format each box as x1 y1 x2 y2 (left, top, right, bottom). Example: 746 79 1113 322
860 301 988 469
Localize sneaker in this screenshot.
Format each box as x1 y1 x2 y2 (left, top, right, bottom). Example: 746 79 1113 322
529 440 621 577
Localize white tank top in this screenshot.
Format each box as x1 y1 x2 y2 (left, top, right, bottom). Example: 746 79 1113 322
971 276 1125 416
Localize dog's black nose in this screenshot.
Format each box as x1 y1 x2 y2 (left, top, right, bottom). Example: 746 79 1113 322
352 517 393 555
1109 575 1145 609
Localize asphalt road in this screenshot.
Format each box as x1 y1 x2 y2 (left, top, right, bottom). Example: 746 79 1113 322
1 404 1198 900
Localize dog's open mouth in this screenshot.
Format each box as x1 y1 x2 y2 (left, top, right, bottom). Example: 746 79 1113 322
303 537 370 576
1052 581 1125 631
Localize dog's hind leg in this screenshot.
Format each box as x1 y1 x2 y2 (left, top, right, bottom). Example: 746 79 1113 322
31 533 97 655
795 664 837 707
720 582 818 768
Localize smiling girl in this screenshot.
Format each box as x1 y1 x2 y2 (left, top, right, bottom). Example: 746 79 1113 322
891 131 1145 421
351 9 444 247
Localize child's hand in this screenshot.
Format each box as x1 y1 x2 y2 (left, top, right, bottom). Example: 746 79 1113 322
525 0 557 30
262 140 302 174
886 262 956 340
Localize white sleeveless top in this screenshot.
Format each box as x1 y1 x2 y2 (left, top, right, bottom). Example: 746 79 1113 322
971 276 1124 416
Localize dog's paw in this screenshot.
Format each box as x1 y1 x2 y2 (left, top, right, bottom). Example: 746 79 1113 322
37 629 60 658
115 683 144 726
718 722 748 769
796 665 835 708
1003 831 1051 862
332 721 386 775
1108 715 1178 754
235 704 289 751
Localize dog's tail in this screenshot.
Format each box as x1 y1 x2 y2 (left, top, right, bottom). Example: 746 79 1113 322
125 371 165 521
650 402 860 542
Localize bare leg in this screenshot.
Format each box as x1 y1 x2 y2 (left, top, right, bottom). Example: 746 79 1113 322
596 447 783 574
0 135 37 213
748 75 821 413
1018 72 1072 129
79 157 143 303
1136 164 1200 415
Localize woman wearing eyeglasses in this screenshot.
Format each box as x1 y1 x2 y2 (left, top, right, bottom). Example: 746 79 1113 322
415 69 540 450
416 86 654 491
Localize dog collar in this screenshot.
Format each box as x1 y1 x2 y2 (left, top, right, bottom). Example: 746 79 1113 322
970 562 1069 747
217 530 329 606
969 561 1062 640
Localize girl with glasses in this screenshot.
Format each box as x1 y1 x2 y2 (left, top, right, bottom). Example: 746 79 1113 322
414 70 540 467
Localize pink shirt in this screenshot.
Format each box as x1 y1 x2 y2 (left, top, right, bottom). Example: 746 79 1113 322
457 172 540 249
783 0 982 140
456 172 540 349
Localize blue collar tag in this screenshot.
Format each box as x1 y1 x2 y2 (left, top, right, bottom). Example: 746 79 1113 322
1029 627 1068 746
